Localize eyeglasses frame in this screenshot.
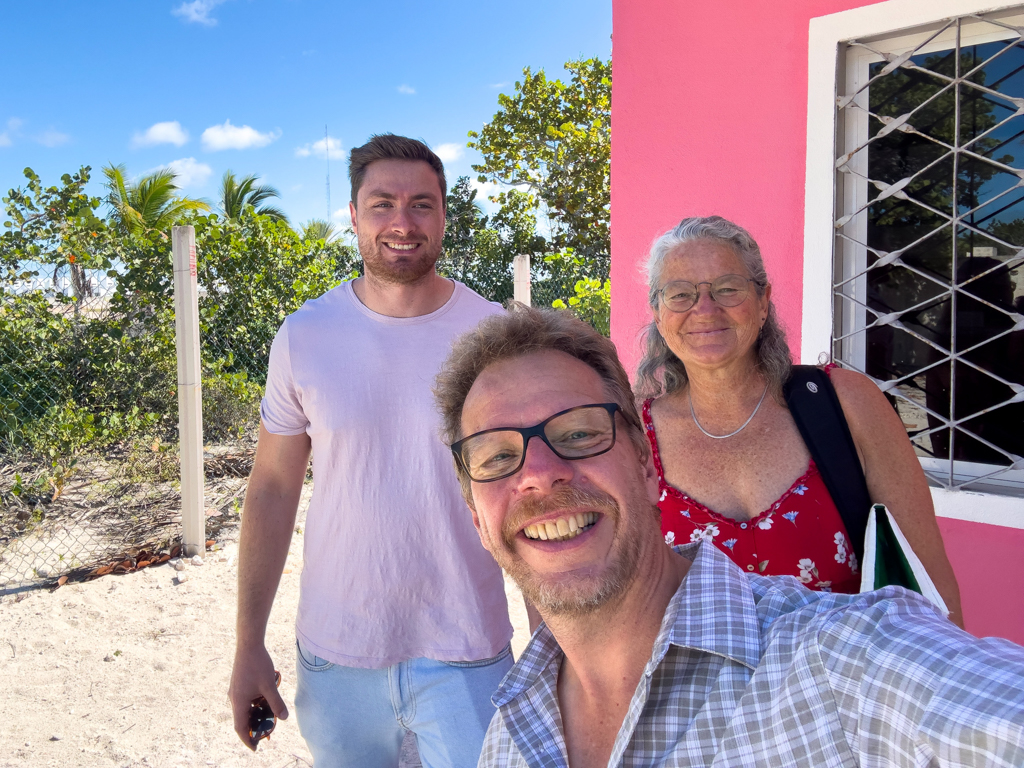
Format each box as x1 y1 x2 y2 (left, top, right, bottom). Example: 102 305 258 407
656 274 764 313
451 402 625 484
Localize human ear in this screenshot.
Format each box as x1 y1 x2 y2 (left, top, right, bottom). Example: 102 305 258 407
349 201 358 235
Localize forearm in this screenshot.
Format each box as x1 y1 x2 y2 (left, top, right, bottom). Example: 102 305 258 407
235 480 301 648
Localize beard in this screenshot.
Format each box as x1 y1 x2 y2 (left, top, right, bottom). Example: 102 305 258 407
357 231 441 285
485 485 645 618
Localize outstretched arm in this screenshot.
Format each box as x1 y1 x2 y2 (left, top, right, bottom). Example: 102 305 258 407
228 423 311 749
830 368 963 628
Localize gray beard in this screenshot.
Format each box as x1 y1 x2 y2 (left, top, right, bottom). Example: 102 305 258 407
492 486 645 618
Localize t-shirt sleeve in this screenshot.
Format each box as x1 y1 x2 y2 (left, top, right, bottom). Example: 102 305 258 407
260 320 309 436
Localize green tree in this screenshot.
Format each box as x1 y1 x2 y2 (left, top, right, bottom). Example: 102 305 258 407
301 218 338 243
469 57 610 265
103 163 210 238
218 171 288 223
1 166 113 299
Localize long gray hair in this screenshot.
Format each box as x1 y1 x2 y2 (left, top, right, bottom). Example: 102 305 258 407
634 215 792 401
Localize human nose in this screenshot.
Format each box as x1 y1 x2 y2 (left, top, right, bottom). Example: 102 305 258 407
515 433 574 492
689 284 719 313
388 204 415 234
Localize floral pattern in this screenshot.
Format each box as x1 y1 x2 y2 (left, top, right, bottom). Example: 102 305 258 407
642 398 861 594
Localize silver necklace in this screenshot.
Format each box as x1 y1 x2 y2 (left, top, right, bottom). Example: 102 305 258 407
689 383 769 439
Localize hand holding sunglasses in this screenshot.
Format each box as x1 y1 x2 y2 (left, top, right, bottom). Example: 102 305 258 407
248 670 282 748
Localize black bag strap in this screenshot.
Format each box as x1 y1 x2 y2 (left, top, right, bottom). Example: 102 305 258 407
782 365 870 563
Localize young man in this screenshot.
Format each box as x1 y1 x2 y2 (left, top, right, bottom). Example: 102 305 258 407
228 135 513 767
433 304 1024 767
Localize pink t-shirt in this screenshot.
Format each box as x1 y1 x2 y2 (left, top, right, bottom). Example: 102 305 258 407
261 280 511 668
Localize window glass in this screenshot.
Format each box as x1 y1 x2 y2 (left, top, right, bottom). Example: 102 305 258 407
836 15 1024 492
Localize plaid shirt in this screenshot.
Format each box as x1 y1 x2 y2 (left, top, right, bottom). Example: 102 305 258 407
480 542 1024 767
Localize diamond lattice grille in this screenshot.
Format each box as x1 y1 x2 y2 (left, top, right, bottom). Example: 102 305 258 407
835 12 1024 493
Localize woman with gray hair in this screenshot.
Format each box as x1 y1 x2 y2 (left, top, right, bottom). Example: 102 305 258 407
637 215 963 626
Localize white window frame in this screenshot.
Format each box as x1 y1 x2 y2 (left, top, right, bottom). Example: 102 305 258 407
803 0 1024 527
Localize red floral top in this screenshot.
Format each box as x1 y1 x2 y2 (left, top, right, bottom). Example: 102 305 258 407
642 399 860 593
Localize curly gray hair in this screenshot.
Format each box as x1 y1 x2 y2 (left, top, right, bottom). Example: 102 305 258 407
634 215 792 401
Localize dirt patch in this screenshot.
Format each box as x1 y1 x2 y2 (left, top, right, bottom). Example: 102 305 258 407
0 485 531 767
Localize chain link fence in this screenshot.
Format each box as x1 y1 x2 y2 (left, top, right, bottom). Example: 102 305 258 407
1 219 605 592
0 267 184 592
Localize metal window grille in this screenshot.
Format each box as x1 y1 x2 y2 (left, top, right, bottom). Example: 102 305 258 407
835 9 1024 495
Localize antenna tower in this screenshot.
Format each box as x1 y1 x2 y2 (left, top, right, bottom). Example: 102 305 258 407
325 124 331 221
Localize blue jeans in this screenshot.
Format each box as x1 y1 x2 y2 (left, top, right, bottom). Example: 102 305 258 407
294 639 514 768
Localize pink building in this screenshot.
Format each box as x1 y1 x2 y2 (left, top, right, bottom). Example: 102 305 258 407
611 0 1024 642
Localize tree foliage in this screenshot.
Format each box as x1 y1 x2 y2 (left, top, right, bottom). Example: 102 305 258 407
1 167 358 469
218 171 288 223
466 56 611 332
103 163 210 238
469 57 610 264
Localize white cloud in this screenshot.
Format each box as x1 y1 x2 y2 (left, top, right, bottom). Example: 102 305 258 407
172 0 225 26
36 129 70 148
201 119 279 151
295 135 344 159
132 121 189 148
0 117 22 145
489 82 510 89
397 84 416 95
163 157 213 188
433 143 464 163
470 179 501 201
332 207 353 228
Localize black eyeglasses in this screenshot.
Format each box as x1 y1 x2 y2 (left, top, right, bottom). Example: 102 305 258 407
248 670 282 748
451 403 622 483
657 274 760 312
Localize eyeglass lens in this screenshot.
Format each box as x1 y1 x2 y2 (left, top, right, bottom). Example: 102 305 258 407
661 274 750 312
460 405 615 482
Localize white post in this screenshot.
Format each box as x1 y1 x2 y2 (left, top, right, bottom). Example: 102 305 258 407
172 226 205 558
513 253 531 306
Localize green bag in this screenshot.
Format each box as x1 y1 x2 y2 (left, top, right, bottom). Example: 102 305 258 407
860 504 949 616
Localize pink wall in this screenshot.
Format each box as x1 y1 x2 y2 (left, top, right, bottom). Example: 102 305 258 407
610 0 883 372
609 0 1023 643
938 517 1024 643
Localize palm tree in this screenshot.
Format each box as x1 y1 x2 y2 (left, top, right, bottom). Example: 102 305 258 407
103 164 210 237
301 219 338 242
218 171 289 223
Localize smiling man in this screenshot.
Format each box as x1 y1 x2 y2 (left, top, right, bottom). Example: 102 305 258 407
434 304 1024 767
229 135 513 767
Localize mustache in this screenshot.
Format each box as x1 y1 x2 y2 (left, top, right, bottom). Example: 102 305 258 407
501 485 619 549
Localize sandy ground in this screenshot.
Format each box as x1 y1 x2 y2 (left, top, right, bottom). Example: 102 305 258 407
0 486 532 768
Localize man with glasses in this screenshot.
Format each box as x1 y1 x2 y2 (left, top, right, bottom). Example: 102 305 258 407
228 134 513 767
433 303 1024 767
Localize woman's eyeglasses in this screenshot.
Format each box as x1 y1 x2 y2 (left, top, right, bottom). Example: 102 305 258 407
657 274 759 312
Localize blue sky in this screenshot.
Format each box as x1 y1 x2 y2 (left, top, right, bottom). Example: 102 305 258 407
0 0 611 229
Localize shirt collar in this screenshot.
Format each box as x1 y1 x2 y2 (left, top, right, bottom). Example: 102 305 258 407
492 540 763 708
655 541 763 671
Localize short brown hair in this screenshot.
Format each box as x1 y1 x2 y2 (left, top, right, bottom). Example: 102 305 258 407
348 134 447 207
434 303 649 503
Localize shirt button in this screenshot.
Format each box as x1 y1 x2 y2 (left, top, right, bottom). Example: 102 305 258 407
747 565 755 571
740 523 748 529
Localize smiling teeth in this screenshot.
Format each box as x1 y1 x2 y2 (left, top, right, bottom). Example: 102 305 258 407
523 512 597 542
386 243 417 250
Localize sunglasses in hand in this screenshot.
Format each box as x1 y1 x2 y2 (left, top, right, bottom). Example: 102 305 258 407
248 670 282 748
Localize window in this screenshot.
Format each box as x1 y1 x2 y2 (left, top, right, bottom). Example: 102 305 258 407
811 6 1024 496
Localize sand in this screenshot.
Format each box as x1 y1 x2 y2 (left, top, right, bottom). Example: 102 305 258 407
0 487 531 768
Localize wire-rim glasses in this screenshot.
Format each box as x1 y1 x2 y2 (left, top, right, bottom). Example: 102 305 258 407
657 274 760 313
451 403 622 483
